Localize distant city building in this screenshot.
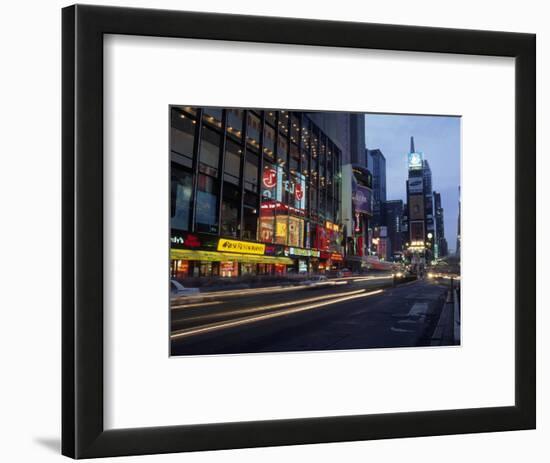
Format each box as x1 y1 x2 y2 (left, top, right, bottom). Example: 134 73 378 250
366 148 386 228
433 191 448 257
406 136 434 261
384 200 404 259
456 186 461 257
423 160 435 249
402 202 409 248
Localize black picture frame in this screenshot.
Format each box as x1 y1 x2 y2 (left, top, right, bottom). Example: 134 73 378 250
62 4 536 459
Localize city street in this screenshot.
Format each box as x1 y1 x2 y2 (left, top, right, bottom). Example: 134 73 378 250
170 275 455 356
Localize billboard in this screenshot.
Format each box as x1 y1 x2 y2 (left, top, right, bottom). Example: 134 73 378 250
410 221 425 241
352 184 373 215
408 151 423 170
409 194 424 220
408 177 423 194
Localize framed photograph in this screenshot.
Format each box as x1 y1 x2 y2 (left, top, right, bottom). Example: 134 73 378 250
62 4 536 459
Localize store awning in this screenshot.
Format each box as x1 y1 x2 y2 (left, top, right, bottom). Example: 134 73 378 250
171 248 294 265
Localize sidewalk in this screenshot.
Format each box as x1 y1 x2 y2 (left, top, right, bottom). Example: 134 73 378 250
430 288 460 346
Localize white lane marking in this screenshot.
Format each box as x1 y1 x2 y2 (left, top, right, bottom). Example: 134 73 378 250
171 289 385 340
408 302 429 316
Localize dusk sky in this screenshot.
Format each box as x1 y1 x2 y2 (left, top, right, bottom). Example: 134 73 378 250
364 113 461 253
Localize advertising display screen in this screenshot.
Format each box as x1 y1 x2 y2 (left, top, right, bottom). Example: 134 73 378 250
353 184 373 215
408 151 423 170
409 194 425 220
408 177 423 194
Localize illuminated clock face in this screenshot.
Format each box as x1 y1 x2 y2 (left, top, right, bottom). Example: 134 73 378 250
408 152 423 169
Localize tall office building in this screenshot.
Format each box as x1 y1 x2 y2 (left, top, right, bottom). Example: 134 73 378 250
423 160 435 248
406 136 434 261
456 186 461 257
366 148 386 228
433 191 448 257
384 199 404 259
407 137 424 245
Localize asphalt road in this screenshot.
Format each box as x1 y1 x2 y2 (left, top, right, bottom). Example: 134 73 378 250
170 277 450 356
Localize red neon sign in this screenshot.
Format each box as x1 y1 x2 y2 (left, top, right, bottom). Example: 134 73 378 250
262 168 277 189
295 182 303 201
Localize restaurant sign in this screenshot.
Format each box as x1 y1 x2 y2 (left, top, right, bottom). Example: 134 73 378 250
217 238 266 255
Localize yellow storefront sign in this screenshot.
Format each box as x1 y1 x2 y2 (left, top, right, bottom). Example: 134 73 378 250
170 248 293 265
217 238 265 255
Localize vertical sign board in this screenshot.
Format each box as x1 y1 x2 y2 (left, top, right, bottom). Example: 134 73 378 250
409 195 424 221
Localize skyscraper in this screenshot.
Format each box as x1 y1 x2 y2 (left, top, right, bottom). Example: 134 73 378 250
456 186 461 257
433 191 448 257
407 137 424 246
423 160 435 249
384 199 404 258
405 136 435 262
366 148 386 228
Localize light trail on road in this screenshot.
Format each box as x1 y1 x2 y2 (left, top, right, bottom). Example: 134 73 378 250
171 284 306 305
175 289 367 323
171 289 384 340
171 300 224 310
171 274 393 306
351 276 393 282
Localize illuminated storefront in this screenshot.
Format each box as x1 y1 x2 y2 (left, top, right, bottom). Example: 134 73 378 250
170 106 344 278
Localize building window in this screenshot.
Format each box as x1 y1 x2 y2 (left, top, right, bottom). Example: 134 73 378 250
278 110 289 134
310 185 318 219
170 165 193 231
301 148 309 176
224 140 242 186
319 137 326 183
290 114 300 143
227 109 243 139
203 107 223 129
170 108 196 169
242 192 258 241
244 152 259 193
196 174 219 233
246 112 261 150
289 143 300 174
277 135 288 167
221 192 239 238
266 110 277 126
199 126 221 178
263 123 276 160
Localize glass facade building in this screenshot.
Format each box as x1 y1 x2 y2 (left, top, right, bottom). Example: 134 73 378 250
170 106 345 280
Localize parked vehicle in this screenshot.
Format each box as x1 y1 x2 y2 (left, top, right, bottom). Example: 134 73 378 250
170 279 201 299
